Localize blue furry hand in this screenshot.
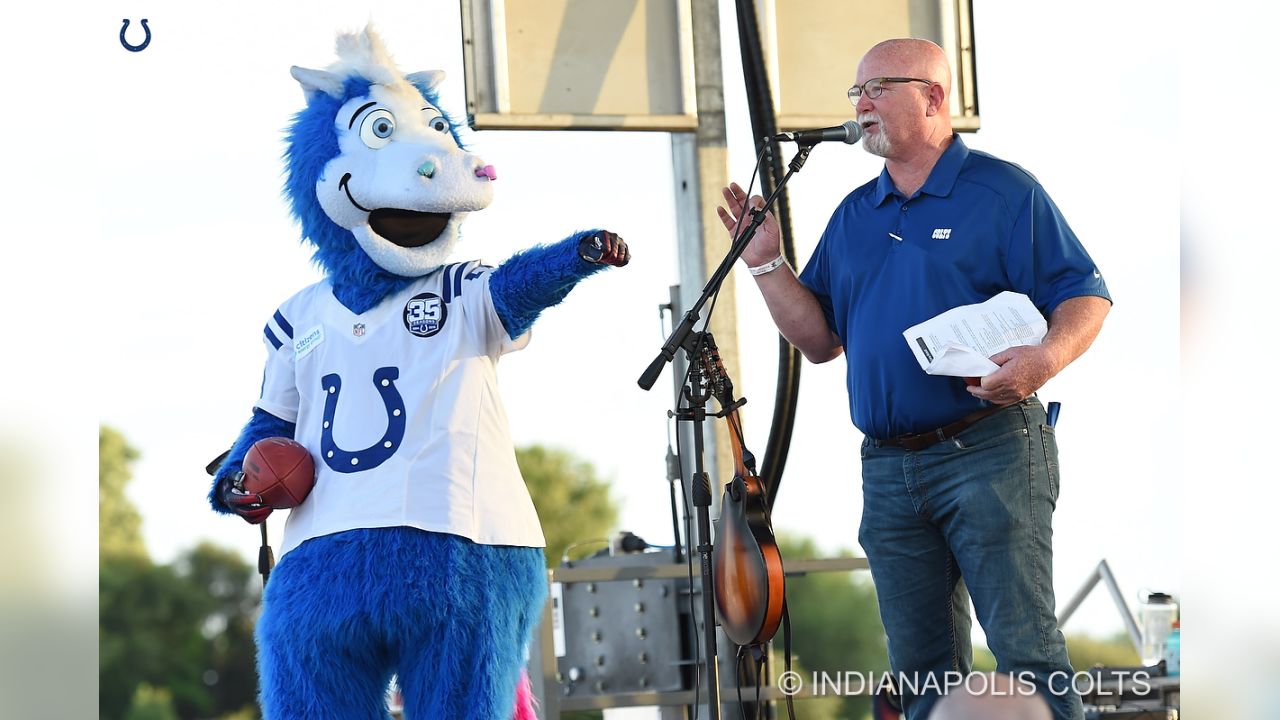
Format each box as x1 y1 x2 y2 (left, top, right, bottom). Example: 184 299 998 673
216 475 273 525
577 231 631 267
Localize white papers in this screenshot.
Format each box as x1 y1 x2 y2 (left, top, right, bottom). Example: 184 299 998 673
902 291 1047 377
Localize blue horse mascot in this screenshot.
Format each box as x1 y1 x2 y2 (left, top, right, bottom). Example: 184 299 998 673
208 26 629 720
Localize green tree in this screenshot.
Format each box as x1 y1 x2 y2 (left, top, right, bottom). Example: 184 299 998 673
100 556 213 719
974 632 1140 673
99 426 261 720
1065 632 1140 670
787 660 847 720
123 684 179 720
101 542 263 720
973 645 997 672
777 534 888 720
100 425 146 562
174 542 261 716
520 445 617 720
518 445 618 566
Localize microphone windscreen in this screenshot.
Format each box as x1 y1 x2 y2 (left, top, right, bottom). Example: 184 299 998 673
841 120 863 144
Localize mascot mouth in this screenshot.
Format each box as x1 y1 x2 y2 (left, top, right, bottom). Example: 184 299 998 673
368 208 453 248
341 173 452 248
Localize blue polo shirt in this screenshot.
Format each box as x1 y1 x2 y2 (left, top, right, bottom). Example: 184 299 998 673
798 135 1111 439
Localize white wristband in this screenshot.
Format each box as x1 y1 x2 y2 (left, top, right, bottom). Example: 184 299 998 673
747 255 788 276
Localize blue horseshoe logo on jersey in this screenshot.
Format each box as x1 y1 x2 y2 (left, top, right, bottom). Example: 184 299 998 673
120 19 151 52
319 367 406 473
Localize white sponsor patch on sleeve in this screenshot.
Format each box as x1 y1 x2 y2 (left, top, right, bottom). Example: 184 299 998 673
294 325 325 360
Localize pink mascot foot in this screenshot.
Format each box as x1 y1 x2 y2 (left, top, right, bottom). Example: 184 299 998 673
512 668 537 720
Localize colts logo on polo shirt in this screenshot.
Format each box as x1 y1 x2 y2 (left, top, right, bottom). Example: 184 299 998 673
403 292 447 338
931 228 952 240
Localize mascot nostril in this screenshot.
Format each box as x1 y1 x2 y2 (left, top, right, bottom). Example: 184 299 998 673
207 24 632 720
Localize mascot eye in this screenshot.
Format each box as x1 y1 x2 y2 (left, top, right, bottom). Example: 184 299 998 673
428 116 450 133
359 109 397 148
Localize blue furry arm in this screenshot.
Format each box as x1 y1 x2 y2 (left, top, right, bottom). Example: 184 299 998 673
208 407 297 515
489 230 610 339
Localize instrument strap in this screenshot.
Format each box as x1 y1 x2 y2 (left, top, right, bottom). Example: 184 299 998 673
781 600 797 720
732 601 797 720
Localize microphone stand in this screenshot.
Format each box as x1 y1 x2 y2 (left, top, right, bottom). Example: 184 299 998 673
637 140 815 720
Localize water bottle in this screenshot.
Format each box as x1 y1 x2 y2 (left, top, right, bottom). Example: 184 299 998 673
1163 621 1180 676
1138 591 1178 667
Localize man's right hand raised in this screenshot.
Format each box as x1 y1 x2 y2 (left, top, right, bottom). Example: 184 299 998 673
716 182 783 268
714 182 843 364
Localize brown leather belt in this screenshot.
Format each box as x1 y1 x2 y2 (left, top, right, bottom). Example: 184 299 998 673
876 403 1014 452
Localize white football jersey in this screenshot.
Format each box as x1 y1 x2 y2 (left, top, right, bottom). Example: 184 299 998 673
256 261 544 556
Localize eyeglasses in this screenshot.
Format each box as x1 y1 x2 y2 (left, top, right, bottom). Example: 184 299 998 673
847 77 933 104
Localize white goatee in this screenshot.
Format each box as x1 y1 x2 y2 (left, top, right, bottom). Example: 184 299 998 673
859 113 891 158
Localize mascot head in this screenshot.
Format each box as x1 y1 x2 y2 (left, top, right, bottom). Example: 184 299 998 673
285 26 493 281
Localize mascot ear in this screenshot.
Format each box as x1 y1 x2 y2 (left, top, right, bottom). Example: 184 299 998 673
406 70 446 92
291 66 346 100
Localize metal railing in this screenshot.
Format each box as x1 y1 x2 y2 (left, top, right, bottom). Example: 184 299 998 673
1055 558 1142 653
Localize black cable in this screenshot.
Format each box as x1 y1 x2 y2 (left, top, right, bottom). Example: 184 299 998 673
735 646 749 720
673 411 701 719
734 645 768 720
258 521 273 588
665 414 686 564
733 0 804 511
753 650 764 720
781 603 797 720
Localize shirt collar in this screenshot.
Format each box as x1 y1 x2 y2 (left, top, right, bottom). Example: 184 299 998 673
920 134 968 198
872 168 897 206
872 134 969 205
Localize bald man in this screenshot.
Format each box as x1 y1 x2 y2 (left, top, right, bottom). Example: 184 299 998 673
931 673 1053 720
718 39 1109 720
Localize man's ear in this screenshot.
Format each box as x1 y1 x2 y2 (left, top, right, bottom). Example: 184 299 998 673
925 82 946 117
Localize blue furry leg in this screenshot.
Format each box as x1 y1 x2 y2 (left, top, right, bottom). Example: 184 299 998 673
256 527 546 720
489 229 608 339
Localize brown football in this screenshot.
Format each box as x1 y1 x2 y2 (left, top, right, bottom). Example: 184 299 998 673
242 437 316 509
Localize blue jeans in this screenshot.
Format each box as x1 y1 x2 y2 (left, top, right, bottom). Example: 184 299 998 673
858 398 1083 720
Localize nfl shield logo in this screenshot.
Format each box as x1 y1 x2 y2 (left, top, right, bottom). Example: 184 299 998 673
352 323 366 337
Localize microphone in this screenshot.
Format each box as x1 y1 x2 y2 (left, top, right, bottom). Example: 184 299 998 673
772 120 862 145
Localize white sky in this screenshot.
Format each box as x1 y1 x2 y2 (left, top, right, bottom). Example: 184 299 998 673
5 0 1187 648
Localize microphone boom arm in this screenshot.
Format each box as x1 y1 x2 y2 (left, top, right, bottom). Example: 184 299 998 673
638 142 813 390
